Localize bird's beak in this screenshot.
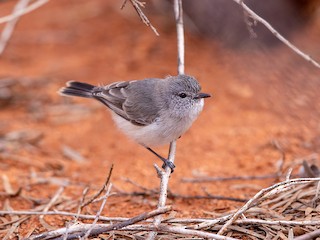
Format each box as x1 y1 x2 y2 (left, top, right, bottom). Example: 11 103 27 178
194 92 211 99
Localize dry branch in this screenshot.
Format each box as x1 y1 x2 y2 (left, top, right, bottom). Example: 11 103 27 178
30 206 171 240
0 0 30 55
233 0 320 69
34 222 238 240
121 0 159 36
0 0 49 24
294 229 320 240
0 0 49 55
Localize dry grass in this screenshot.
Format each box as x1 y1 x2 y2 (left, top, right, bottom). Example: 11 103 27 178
0 159 319 239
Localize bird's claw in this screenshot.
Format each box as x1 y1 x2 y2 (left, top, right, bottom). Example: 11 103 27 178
162 160 175 173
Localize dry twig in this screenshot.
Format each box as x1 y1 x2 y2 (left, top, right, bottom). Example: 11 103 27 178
39 186 65 231
0 0 50 55
174 0 185 75
74 186 89 222
61 145 87 163
0 0 49 24
233 0 320 69
294 229 320 240
0 0 30 55
218 177 320 235
1 175 22 197
80 164 113 209
147 2 184 239
120 225 238 240
121 0 159 36
82 183 113 239
30 206 171 240
1 174 320 239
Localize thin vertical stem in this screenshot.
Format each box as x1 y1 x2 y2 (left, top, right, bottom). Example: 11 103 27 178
147 0 184 239
174 0 185 75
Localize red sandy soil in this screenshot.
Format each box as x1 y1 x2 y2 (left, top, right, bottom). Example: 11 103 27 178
0 0 320 238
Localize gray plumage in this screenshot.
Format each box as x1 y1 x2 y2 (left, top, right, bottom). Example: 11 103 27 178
59 75 210 147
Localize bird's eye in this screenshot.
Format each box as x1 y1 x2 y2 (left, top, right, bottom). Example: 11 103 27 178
178 93 187 98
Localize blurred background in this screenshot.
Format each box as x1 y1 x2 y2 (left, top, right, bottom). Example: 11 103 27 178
0 0 320 224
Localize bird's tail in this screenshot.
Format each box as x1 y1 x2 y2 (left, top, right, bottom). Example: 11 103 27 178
59 81 96 98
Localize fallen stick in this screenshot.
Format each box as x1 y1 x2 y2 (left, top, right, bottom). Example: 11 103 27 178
29 206 172 240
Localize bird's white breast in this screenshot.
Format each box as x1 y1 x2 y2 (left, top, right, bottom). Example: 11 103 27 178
111 99 204 147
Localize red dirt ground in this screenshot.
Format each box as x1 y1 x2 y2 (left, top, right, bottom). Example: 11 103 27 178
0 0 320 238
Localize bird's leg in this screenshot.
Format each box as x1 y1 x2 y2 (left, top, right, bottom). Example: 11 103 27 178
146 147 176 172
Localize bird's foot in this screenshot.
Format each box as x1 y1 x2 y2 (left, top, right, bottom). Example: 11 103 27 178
161 159 176 173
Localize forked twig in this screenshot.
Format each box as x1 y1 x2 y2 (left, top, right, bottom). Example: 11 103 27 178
0 0 30 55
121 0 159 36
0 0 50 55
0 0 49 24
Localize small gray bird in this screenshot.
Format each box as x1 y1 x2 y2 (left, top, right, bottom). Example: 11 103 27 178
59 75 210 172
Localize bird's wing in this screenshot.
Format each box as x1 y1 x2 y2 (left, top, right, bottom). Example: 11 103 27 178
122 79 161 126
92 80 159 126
